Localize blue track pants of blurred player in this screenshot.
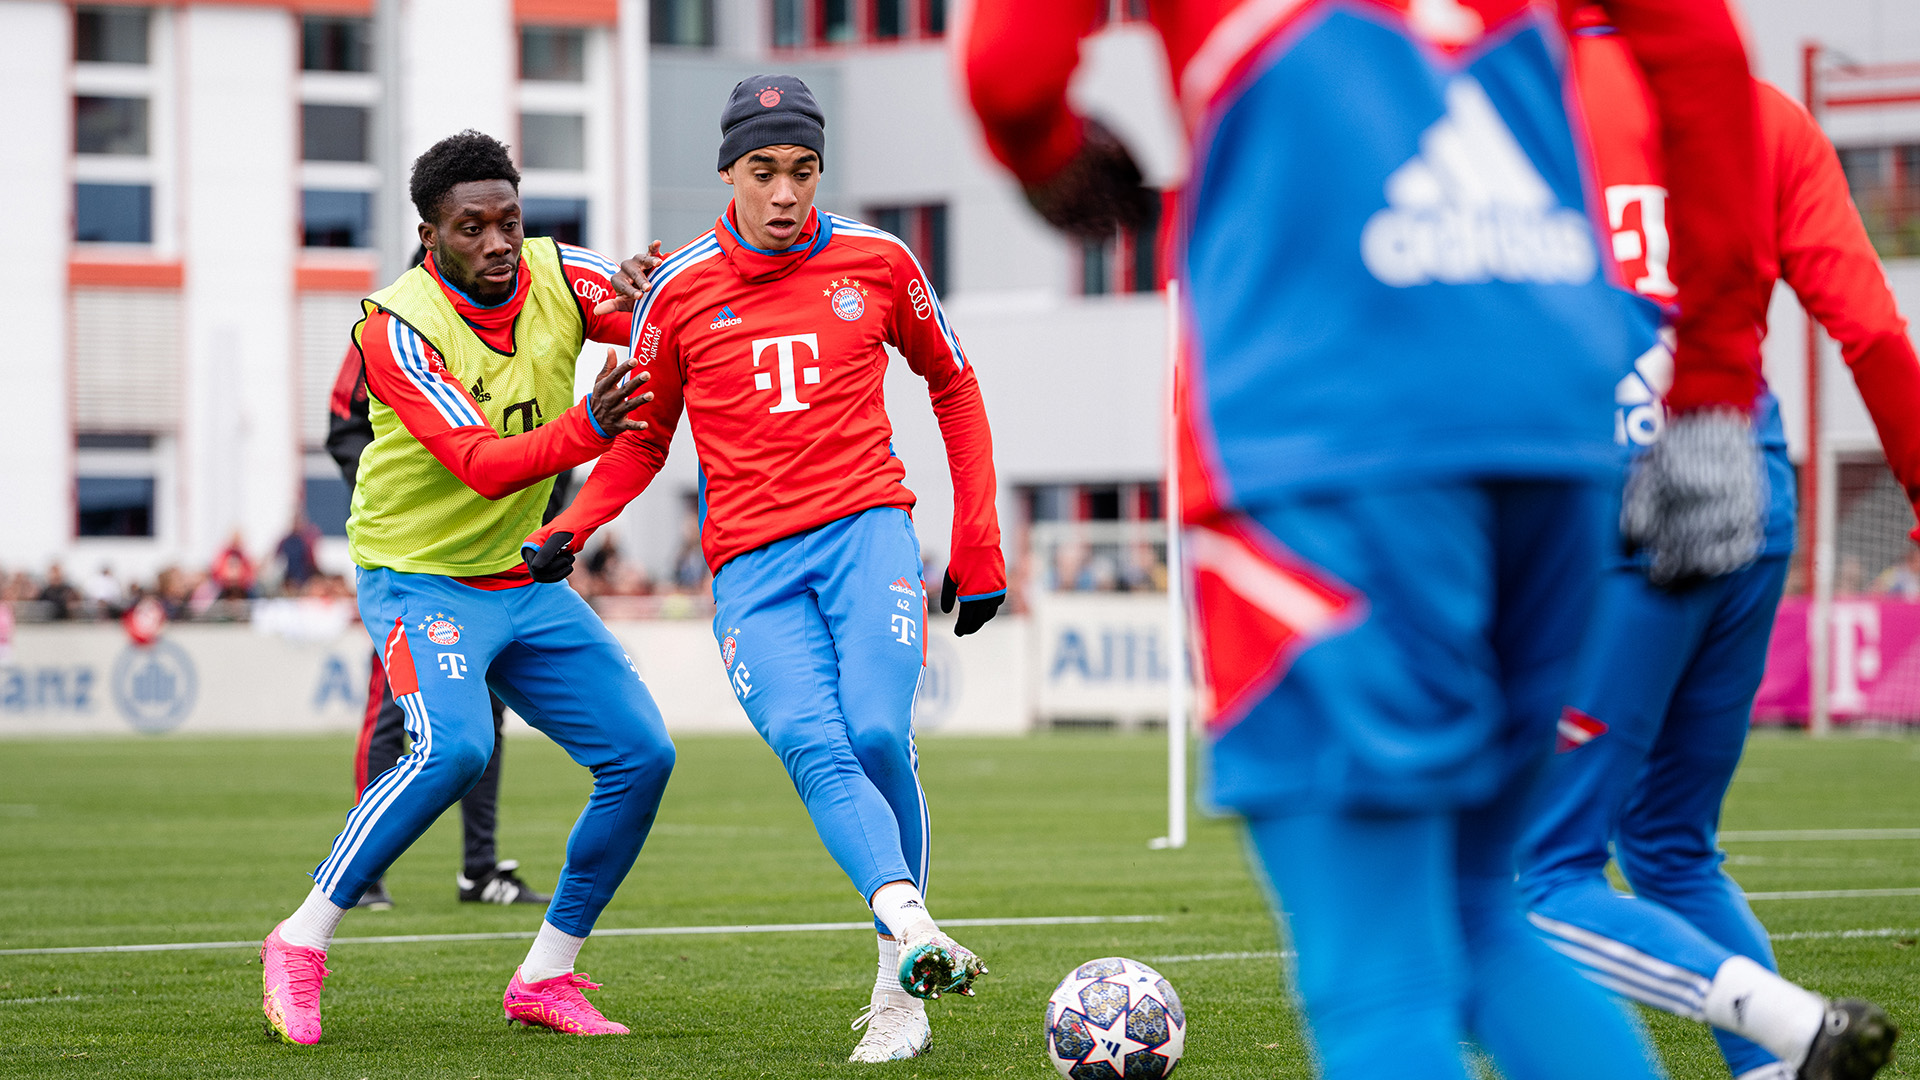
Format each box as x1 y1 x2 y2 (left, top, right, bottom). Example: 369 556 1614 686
1216 481 1657 1080
314 568 675 936
712 506 929 928
1519 556 1791 1077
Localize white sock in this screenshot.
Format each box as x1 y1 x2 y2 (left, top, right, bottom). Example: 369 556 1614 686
869 881 936 940
1733 1064 1798 1080
519 921 587 983
278 885 347 950
874 934 903 997
1703 955 1826 1068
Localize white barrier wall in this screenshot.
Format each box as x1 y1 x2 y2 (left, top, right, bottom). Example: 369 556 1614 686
0 606 1054 738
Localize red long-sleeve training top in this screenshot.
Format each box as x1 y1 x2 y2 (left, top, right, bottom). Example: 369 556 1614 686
960 0 1769 415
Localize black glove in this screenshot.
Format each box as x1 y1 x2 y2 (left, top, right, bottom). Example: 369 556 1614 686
1021 117 1158 239
525 532 577 583
940 571 1004 637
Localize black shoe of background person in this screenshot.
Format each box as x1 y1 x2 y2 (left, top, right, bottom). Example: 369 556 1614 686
1799 999 1899 1080
354 879 394 911
458 860 550 905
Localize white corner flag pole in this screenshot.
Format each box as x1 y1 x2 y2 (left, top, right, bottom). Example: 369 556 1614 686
1151 280 1189 851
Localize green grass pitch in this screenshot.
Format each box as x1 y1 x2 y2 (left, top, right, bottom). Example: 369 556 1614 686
0 731 1915 1079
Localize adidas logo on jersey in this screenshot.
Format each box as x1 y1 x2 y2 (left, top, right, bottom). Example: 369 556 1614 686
1360 77 1598 288
710 305 743 330
1614 328 1675 447
889 577 917 595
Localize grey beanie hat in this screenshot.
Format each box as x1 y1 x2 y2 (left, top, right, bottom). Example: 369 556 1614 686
717 74 825 172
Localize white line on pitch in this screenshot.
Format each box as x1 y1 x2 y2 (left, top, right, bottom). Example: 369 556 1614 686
1720 828 1920 842
0 914 1163 958
1745 887 1920 900
1150 950 1288 963
0 995 84 1005
1770 927 1920 941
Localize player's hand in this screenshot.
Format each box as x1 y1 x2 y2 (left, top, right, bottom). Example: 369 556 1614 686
941 571 1004 637
525 532 577 583
1621 409 1765 588
1022 118 1157 239
589 348 653 436
592 241 667 315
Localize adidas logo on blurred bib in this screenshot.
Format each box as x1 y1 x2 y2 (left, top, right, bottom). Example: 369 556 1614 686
1361 78 1597 288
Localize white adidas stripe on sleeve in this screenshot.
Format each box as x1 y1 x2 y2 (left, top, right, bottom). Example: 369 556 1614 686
387 319 486 429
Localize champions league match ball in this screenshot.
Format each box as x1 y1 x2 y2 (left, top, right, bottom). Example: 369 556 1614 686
1044 957 1185 1079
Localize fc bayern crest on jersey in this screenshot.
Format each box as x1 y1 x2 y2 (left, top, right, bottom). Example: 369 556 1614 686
720 633 738 671
423 616 462 646
827 278 868 321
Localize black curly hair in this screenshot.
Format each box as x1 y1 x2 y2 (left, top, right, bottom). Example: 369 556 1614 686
409 130 521 223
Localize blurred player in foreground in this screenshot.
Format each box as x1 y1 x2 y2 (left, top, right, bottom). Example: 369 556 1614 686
325 312 562 912
968 0 1773 1076
259 131 674 1044
1517 13 1910 1079
525 75 1003 1062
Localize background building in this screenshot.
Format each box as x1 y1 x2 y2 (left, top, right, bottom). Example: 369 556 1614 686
1 0 1917 606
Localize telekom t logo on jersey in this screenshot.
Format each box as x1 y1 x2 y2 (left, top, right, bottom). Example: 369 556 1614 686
752 334 821 414
1605 185 1677 298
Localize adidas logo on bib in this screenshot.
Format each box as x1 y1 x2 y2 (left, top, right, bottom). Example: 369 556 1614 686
1360 77 1597 288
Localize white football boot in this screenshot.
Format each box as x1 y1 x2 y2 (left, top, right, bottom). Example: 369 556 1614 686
848 986 931 1063
897 925 987 999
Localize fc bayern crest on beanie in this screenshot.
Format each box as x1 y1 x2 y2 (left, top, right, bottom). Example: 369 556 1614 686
717 74 826 172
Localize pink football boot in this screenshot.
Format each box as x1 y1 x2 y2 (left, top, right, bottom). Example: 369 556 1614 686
503 969 630 1035
260 923 330 1045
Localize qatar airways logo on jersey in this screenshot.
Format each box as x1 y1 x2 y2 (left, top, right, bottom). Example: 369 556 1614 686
1360 78 1597 288
752 333 822 414
636 322 662 367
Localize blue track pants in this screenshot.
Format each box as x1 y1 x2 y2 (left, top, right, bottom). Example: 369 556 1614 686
315 568 675 937
1223 480 1659 1080
712 507 929 929
1519 556 1790 1076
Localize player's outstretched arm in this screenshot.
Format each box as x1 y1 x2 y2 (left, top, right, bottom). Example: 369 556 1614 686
962 0 1153 237
521 329 686 580
360 310 652 500
1767 84 1920 539
884 249 1006 634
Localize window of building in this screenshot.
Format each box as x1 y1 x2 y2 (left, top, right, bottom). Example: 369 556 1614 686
301 16 372 72
1021 481 1166 593
653 0 715 46
302 189 372 248
868 203 949 295
520 112 585 170
75 183 152 243
773 0 806 46
74 95 148 156
521 27 586 81
75 5 149 65
820 0 854 42
772 0 943 46
872 0 904 39
523 197 588 246
301 103 369 162
77 477 155 537
1078 196 1160 295
1839 143 1920 258
304 476 350 537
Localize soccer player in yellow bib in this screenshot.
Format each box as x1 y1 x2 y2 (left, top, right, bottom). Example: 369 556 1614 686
258 131 672 1044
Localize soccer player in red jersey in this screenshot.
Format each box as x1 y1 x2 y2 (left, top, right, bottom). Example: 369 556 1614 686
961 1 1806 1078
524 75 1002 1063
1517 14 1911 1078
